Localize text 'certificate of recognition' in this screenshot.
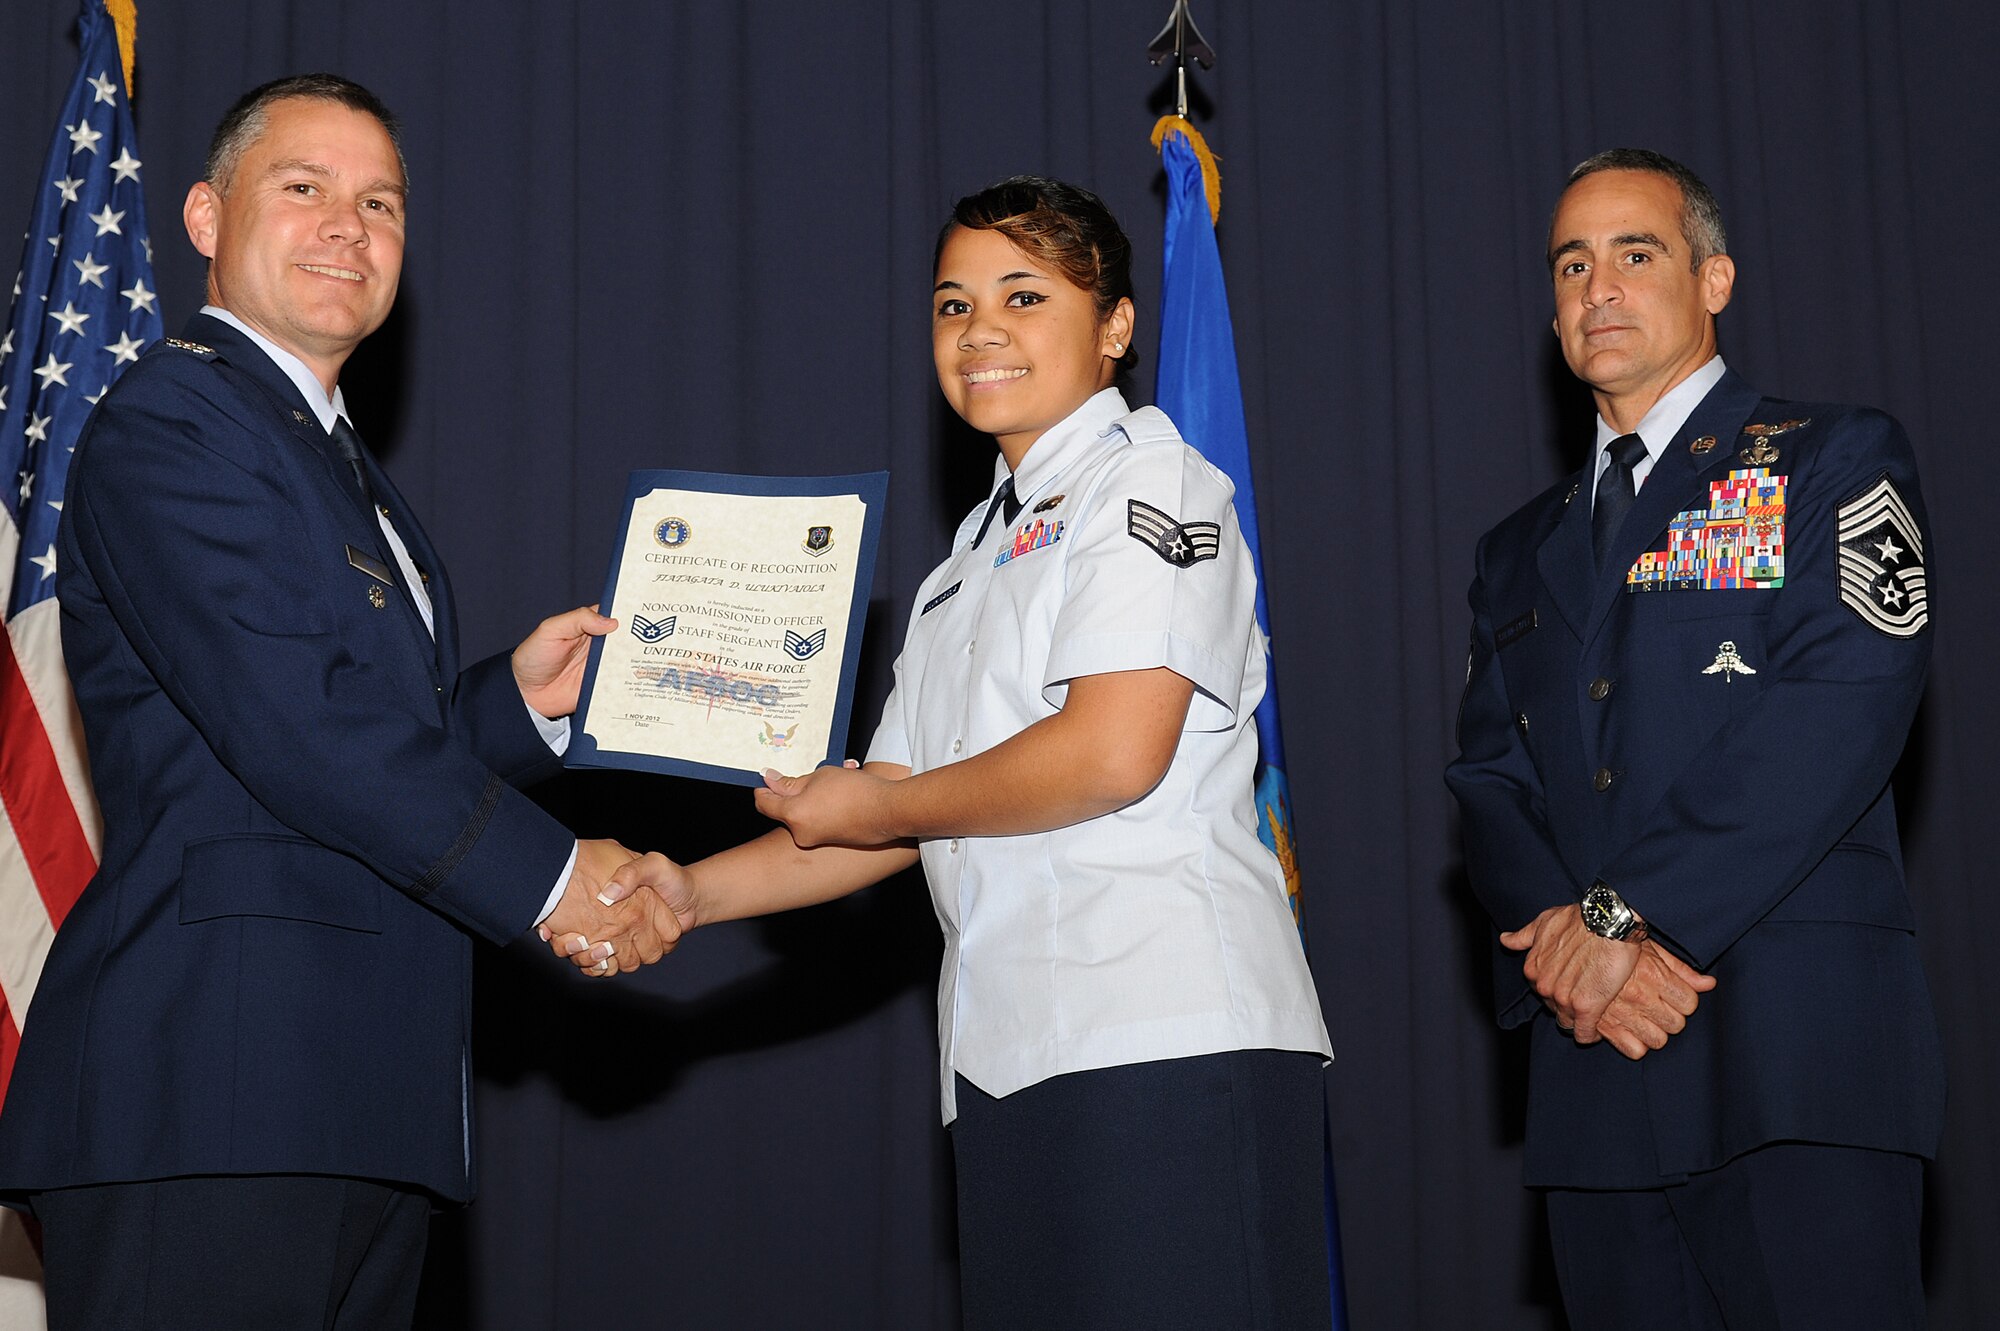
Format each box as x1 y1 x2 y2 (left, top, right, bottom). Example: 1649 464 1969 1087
567 470 888 786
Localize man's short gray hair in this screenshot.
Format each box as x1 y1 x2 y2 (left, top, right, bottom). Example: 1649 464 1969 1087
1553 147 1727 271
203 73 406 194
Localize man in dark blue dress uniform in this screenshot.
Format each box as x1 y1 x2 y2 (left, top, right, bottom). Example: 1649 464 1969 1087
0 75 677 1327
1448 149 1942 1329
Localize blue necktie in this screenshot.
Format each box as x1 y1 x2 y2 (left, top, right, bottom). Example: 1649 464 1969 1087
971 476 1022 547
1592 433 1647 566
328 416 378 509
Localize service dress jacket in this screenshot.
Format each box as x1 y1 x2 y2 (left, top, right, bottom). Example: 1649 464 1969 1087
1447 370 1944 1189
0 313 574 1204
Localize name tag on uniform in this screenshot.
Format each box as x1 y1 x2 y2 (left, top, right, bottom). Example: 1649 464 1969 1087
922 581 961 615
345 544 394 583
1496 609 1538 648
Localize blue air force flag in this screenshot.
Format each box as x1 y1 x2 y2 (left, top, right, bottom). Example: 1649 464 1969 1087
1153 129 1302 932
1154 121 1349 1331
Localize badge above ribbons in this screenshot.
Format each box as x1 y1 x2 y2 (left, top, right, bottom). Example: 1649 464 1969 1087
1837 474 1929 637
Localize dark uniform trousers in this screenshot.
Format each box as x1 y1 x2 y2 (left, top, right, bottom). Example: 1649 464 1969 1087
949 1050 1330 1331
34 1176 432 1329
1547 1143 1925 1330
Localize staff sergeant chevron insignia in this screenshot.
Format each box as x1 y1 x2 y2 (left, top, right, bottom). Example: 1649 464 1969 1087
783 628 827 660
629 613 677 643
1127 498 1221 567
1837 474 1929 637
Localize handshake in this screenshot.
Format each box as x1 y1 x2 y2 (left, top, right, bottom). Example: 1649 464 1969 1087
534 837 694 977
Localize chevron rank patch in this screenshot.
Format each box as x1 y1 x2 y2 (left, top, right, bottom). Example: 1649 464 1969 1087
1127 499 1220 567
1837 474 1928 637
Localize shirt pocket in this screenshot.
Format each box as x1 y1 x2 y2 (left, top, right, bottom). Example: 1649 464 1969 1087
1645 589 1782 622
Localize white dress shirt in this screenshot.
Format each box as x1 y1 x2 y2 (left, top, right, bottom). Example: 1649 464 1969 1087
867 388 1332 1122
1589 355 1727 511
202 307 575 921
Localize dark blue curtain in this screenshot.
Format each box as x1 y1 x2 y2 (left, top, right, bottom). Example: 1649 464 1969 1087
4 2 1994 1326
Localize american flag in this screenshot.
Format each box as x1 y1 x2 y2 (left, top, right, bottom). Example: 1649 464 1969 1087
0 0 162 1108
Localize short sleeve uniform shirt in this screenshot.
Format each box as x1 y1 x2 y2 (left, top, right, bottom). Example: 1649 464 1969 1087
868 388 1332 1121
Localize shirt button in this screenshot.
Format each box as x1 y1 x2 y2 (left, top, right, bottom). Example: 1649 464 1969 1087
948 839 961 853
1593 767 1615 792
1515 712 1529 734
1589 677 1614 702
965 640 975 654
951 738 963 754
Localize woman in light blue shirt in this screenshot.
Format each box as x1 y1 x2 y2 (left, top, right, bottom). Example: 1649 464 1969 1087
600 177 1331 1328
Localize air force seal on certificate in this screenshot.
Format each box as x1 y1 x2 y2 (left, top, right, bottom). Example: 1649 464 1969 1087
802 525 834 556
654 516 691 547
1127 498 1220 567
1838 474 1929 637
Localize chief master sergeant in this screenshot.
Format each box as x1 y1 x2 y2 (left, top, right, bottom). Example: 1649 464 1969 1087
0 74 678 1327
1447 148 1943 1329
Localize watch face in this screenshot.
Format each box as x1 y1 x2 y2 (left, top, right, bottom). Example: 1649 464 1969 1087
1581 885 1623 938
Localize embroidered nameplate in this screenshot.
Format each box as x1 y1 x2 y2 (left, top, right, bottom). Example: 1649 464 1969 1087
1626 468 1787 592
1496 609 1538 648
922 581 962 615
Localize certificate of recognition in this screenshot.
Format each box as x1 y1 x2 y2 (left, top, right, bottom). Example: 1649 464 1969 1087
567 470 888 786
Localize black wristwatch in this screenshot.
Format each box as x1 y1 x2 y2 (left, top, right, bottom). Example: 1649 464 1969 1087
1580 881 1646 943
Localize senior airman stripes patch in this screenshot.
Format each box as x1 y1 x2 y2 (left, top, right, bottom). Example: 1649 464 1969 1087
1127 499 1220 567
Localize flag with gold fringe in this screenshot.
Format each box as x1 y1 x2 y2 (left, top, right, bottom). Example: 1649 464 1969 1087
1152 113 1349 1329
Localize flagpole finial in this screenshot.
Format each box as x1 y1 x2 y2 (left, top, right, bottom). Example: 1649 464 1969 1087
1146 1 1215 122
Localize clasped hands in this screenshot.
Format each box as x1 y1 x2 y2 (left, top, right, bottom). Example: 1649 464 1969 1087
1501 904 1717 1060
535 763 891 975
537 838 693 977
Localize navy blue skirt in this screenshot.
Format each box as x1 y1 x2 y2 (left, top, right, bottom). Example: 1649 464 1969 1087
949 1048 1331 1329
